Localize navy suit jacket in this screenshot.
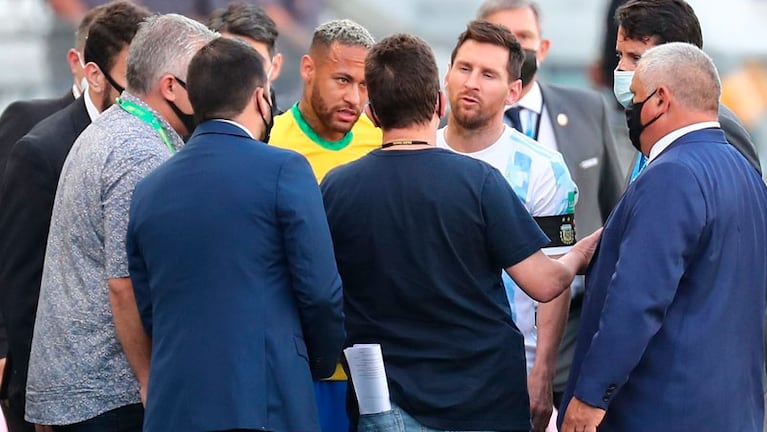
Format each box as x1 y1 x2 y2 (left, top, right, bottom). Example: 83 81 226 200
127 120 345 432
0 96 90 417
559 128 767 431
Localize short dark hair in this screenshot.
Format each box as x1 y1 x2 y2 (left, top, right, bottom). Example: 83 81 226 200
616 0 703 48
75 4 109 50
450 20 524 82
187 37 267 123
365 34 439 130
208 3 278 56
83 1 151 73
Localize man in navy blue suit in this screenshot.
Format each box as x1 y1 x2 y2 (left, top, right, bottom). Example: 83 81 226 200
559 42 767 432
126 37 344 432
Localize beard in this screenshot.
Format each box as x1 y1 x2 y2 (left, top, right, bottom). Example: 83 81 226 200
310 82 360 135
100 88 116 113
451 102 494 131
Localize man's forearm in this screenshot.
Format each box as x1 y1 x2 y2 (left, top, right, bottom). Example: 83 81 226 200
528 289 570 431
108 277 151 390
533 288 571 373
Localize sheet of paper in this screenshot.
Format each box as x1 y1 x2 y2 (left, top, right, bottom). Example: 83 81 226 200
343 343 392 415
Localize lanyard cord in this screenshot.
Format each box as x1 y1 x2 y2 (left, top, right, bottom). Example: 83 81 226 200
117 97 176 154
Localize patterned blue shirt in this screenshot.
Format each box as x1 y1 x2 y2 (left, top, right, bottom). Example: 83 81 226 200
26 92 183 424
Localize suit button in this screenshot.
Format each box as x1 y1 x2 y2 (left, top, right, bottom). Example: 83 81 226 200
608 384 617 390
603 396 610 402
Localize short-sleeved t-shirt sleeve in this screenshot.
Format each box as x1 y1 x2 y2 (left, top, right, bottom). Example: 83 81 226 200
482 167 550 269
103 147 168 279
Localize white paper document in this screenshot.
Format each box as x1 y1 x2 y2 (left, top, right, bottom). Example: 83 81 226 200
343 343 392 415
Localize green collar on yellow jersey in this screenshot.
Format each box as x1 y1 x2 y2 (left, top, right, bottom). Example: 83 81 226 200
291 103 354 151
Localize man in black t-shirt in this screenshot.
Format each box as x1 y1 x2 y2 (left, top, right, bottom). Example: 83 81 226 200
321 32 601 432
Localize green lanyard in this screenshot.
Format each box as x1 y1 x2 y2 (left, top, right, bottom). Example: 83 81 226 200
117 97 176 154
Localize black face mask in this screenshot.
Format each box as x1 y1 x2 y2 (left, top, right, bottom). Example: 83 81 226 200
169 76 196 137
260 93 274 143
520 49 538 88
625 89 662 152
84 44 125 94
101 68 125 95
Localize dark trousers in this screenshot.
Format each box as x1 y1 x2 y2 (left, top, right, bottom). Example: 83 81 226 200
1 400 34 432
51 403 143 432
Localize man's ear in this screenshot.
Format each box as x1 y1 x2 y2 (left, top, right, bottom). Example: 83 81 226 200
270 53 284 82
537 38 551 63
158 74 178 101
365 104 380 128
255 87 271 117
67 48 83 77
436 91 447 119
83 62 105 93
505 78 522 106
300 54 314 83
655 85 671 111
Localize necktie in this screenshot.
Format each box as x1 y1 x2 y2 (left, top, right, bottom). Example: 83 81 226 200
505 106 523 134
629 153 647 183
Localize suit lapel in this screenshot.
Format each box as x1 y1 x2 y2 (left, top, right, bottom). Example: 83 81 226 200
539 83 580 175
69 97 91 133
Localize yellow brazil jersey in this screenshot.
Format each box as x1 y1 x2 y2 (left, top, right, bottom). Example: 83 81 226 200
270 103 382 182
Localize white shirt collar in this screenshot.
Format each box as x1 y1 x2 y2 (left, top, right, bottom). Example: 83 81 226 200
72 84 82 99
83 90 101 122
647 121 721 163
213 119 256 139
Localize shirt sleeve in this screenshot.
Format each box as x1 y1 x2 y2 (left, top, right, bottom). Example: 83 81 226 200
528 153 579 255
482 167 550 269
102 146 167 279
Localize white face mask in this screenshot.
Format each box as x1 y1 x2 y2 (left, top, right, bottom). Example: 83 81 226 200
78 77 89 94
613 69 635 108
77 52 89 94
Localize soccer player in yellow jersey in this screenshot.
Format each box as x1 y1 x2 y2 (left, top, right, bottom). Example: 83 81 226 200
270 19 381 182
268 19 379 432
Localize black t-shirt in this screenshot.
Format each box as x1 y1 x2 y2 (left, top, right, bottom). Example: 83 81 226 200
321 148 549 431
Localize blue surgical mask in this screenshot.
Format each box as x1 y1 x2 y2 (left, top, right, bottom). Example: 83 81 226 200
613 69 635 108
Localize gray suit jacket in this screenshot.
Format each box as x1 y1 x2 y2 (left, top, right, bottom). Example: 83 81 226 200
541 83 624 396
539 83 623 238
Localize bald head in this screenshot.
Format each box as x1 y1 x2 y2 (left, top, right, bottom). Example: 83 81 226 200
635 42 720 114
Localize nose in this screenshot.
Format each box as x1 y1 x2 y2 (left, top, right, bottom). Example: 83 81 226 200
345 84 362 107
464 70 480 90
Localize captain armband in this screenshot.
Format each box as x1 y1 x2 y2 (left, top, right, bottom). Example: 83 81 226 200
533 214 576 255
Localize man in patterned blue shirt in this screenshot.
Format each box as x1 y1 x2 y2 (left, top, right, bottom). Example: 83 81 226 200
437 20 577 432
25 15 216 431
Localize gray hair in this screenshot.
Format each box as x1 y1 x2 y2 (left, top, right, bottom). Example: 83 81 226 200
311 19 374 50
636 42 721 113
127 14 218 95
477 0 541 24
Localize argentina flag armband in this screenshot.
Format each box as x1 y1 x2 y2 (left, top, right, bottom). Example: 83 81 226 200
534 214 576 256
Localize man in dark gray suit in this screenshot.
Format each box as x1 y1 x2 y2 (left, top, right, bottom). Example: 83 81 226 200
478 1 624 429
